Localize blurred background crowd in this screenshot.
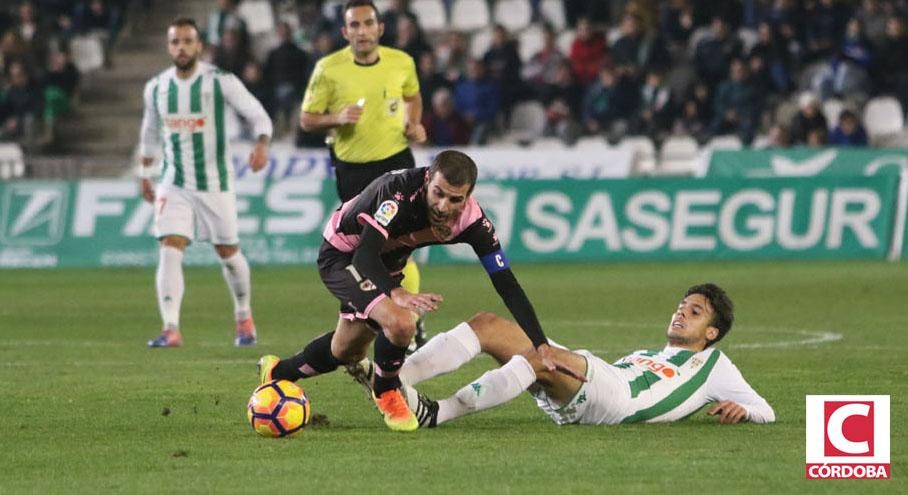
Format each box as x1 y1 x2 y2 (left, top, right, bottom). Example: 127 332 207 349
4 0 908 157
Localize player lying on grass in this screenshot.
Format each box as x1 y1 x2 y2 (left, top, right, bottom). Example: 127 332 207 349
397 283 775 427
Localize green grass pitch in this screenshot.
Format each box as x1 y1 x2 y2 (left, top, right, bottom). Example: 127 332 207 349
1 261 905 493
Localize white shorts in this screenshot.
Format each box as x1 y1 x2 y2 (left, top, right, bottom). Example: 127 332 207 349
153 185 239 245
531 350 631 425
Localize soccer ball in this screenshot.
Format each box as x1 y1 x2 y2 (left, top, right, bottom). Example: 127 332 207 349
247 380 311 437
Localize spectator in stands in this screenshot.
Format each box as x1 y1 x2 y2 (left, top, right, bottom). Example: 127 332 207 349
812 54 872 101
205 0 247 49
396 13 431 62
422 87 470 146
264 21 309 137
213 28 251 78
296 2 334 50
13 1 49 70
765 123 792 148
630 69 674 143
453 59 500 145
659 0 696 52
842 17 874 69
437 31 469 83
829 108 869 146
674 81 712 139
0 60 41 141
380 0 411 46
581 65 636 140
310 29 337 62
522 23 566 97
0 31 30 74
611 12 670 82
240 61 272 136
693 16 743 89
789 91 828 145
417 51 450 119
42 48 79 125
483 24 525 115
806 126 828 147
749 21 793 96
569 17 608 85
803 0 851 63
540 60 583 145
856 0 888 47
707 58 762 145
875 16 908 111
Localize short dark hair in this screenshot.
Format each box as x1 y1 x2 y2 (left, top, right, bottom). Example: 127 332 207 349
344 0 381 19
169 17 201 38
686 283 734 347
428 150 478 195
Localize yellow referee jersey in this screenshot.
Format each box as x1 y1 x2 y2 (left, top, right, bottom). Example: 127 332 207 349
302 46 419 163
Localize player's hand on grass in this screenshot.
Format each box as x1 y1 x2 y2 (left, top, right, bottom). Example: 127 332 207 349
405 122 427 144
337 105 363 125
249 142 269 172
707 400 748 424
390 287 443 314
140 178 155 203
537 343 587 382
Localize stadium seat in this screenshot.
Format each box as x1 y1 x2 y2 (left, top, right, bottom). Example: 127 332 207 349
518 25 546 63
410 0 447 32
470 28 494 59
657 136 700 176
70 34 105 74
0 143 25 180
863 96 904 144
557 30 575 55
618 136 657 176
539 0 567 30
704 135 743 150
238 0 275 35
507 101 547 143
493 0 532 32
531 137 566 149
321 0 344 21
574 136 610 150
451 0 490 32
822 98 844 130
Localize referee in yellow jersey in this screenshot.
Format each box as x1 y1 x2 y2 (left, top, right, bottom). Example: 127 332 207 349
300 0 428 347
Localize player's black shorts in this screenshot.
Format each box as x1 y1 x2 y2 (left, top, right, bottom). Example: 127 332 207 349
331 147 416 202
317 242 403 326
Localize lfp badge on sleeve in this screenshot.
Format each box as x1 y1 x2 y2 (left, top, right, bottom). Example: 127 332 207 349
806 395 890 479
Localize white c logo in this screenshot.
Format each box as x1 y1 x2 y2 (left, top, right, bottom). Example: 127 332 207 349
495 254 504 267
827 403 870 454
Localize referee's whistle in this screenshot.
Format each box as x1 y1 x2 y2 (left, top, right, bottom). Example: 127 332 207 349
356 98 366 107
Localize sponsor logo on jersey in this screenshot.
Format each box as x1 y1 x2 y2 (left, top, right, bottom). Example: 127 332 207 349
629 356 676 378
806 395 890 479
374 200 398 227
164 115 207 132
0 184 67 246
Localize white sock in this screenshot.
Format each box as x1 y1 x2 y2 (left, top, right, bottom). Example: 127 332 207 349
399 322 480 386
156 246 184 329
436 355 537 425
219 250 252 321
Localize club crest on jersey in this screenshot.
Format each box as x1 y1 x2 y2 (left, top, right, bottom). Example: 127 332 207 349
374 200 399 227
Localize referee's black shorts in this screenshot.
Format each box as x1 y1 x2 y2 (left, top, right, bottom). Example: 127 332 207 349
331 147 416 202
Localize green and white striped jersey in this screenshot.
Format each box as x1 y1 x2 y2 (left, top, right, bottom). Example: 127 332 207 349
614 346 774 424
534 345 774 425
139 62 272 192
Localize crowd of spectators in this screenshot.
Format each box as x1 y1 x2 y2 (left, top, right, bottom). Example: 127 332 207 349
5 0 908 152
211 0 908 149
0 0 130 145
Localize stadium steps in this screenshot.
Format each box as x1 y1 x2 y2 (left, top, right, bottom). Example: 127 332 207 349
48 0 211 165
